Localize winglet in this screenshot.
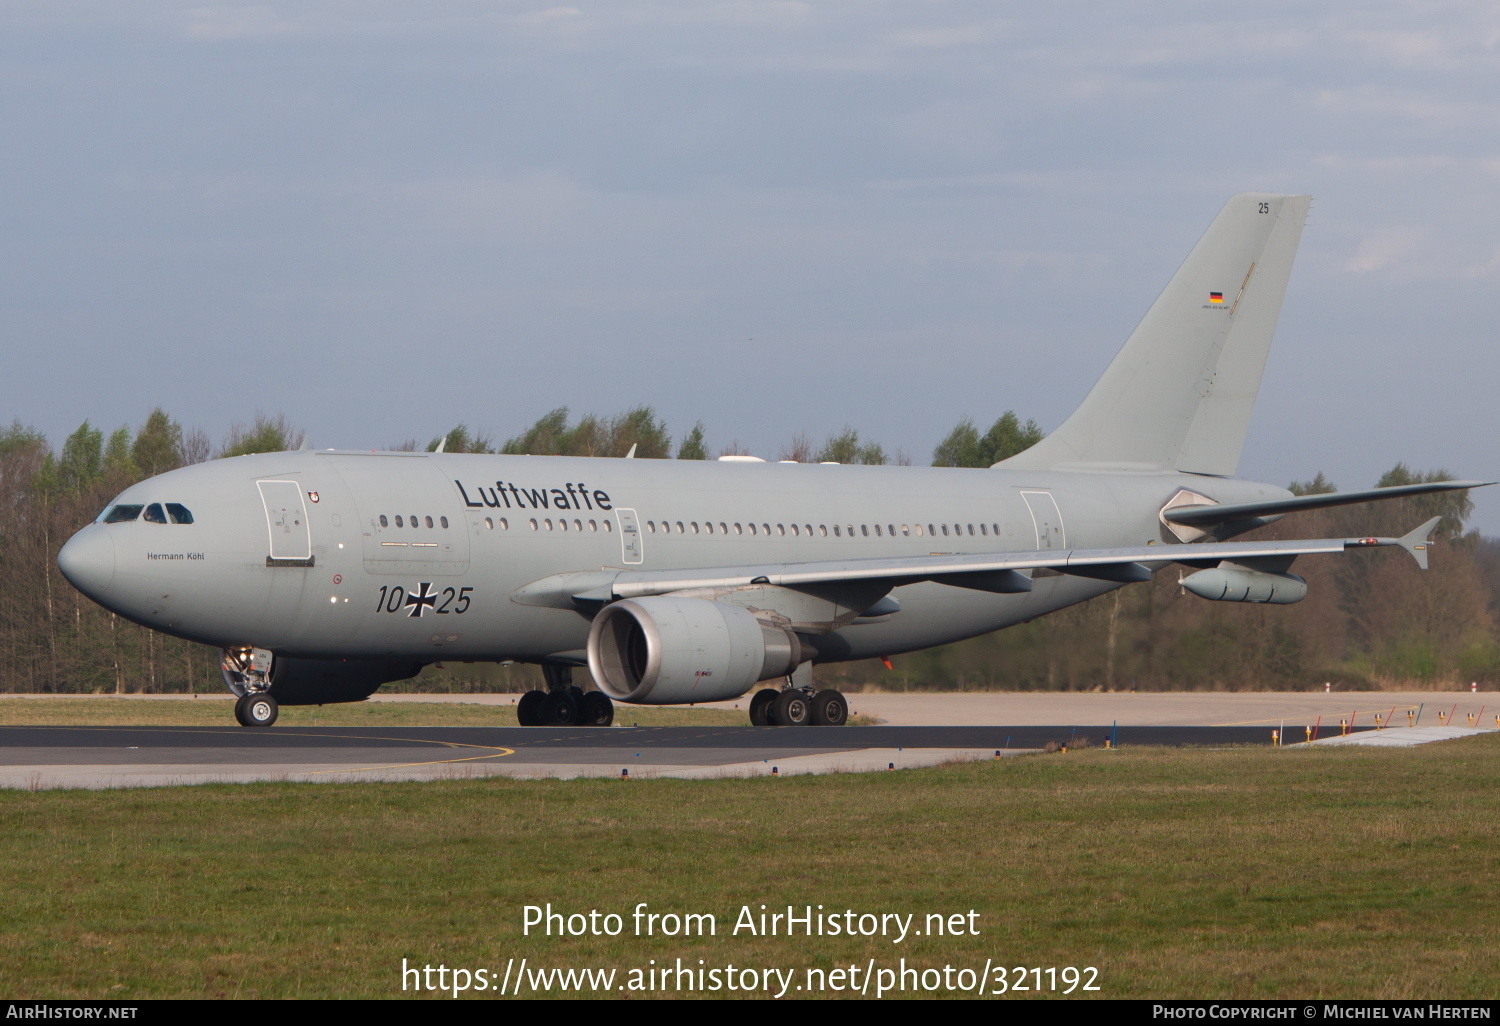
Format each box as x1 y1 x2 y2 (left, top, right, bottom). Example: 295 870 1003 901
1398 516 1442 570
435 436 447 453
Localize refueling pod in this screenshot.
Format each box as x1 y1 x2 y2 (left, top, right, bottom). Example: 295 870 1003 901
587 596 813 704
1181 563 1307 604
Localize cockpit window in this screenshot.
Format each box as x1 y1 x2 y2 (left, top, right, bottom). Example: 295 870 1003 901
165 503 194 525
102 504 144 523
143 503 168 524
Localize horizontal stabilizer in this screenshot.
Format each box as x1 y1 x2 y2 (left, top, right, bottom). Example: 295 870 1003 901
1163 480 1492 527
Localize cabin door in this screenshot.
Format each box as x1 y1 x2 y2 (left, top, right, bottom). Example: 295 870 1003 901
258 480 314 566
1021 491 1066 551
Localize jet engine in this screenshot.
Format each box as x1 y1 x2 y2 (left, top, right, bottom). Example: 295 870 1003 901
1181 565 1307 604
221 646 423 705
587 597 812 704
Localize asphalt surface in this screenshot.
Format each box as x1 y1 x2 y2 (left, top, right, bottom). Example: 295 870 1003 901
0 722 1389 790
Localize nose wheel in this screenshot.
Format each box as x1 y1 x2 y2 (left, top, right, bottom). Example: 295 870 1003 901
234 693 279 727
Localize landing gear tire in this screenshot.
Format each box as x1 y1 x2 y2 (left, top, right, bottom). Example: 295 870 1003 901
749 688 779 726
580 691 614 727
810 689 848 726
772 689 811 727
516 689 546 726
540 690 579 727
235 693 278 727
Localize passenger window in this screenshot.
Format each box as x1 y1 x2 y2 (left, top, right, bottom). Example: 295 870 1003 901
380 515 389 527
589 520 598 531
734 524 742 535
980 523 988 535
941 524 949 536
916 525 924 536
143 503 168 524
804 525 812 536
410 515 419 528
499 518 508 530
968 524 974 535
719 523 728 534
647 521 656 533
529 518 538 531
762 524 770 535
484 517 494 529
103 504 144 523
845 525 853 536
425 516 434 528
820 525 828 537
929 524 936 536
546 519 554 530
395 515 404 527
994 523 1001 535
705 522 714 535
441 516 449 528
833 525 840 537
749 523 757 536
559 519 568 531
862 525 869 537
165 503 194 524
791 524 800 536
901 524 909 536
777 524 785 536
888 524 895 536
604 520 612 532
691 522 700 534
573 519 581 532
676 521 685 533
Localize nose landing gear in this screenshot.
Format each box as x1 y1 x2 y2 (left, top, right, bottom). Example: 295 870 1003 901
222 646 279 727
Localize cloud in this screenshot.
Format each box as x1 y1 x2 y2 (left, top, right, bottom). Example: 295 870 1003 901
182 5 294 41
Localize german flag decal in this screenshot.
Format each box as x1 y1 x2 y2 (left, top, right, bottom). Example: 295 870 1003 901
1209 292 1224 303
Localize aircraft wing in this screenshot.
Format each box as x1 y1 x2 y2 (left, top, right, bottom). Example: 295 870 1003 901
514 518 1441 608
1161 480 1490 527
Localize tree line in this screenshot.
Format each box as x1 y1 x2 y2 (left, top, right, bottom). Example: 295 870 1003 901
1 406 1494 695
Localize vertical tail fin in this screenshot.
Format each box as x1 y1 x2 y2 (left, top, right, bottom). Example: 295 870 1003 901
999 193 1310 476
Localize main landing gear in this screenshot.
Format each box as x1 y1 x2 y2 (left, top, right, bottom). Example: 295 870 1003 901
749 685 848 726
516 663 615 727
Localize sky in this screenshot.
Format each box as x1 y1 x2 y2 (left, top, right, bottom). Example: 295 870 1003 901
3 2 1499 528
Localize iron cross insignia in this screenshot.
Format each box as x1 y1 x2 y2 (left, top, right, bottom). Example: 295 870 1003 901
404 582 438 618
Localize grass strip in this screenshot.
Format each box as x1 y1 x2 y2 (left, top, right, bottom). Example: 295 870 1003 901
0 736 1494 998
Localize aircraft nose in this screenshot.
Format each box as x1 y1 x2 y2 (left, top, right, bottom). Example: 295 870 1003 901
57 527 116 599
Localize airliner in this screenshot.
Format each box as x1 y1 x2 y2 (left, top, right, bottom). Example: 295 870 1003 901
56 194 1481 727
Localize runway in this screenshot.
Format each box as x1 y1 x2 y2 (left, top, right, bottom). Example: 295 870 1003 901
0 722 1377 789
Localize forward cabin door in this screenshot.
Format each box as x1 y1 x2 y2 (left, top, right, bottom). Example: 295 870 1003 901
258 480 314 566
1021 490 1066 551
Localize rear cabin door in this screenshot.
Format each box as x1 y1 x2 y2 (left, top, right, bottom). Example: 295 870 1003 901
258 480 314 566
1020 490 1066 551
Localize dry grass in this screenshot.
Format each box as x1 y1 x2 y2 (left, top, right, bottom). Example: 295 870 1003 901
0 697 749 728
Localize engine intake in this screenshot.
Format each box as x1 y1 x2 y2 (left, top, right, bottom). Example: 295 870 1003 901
587 597 811 704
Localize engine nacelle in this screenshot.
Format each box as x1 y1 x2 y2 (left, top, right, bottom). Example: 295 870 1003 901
587 597 811 704
1182 565 1307 605
221 647 423 705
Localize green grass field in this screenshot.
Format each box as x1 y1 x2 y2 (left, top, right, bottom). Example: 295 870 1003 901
0 733 1495 999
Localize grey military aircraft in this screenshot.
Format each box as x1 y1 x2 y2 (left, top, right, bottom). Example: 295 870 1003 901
57 193 1483 728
